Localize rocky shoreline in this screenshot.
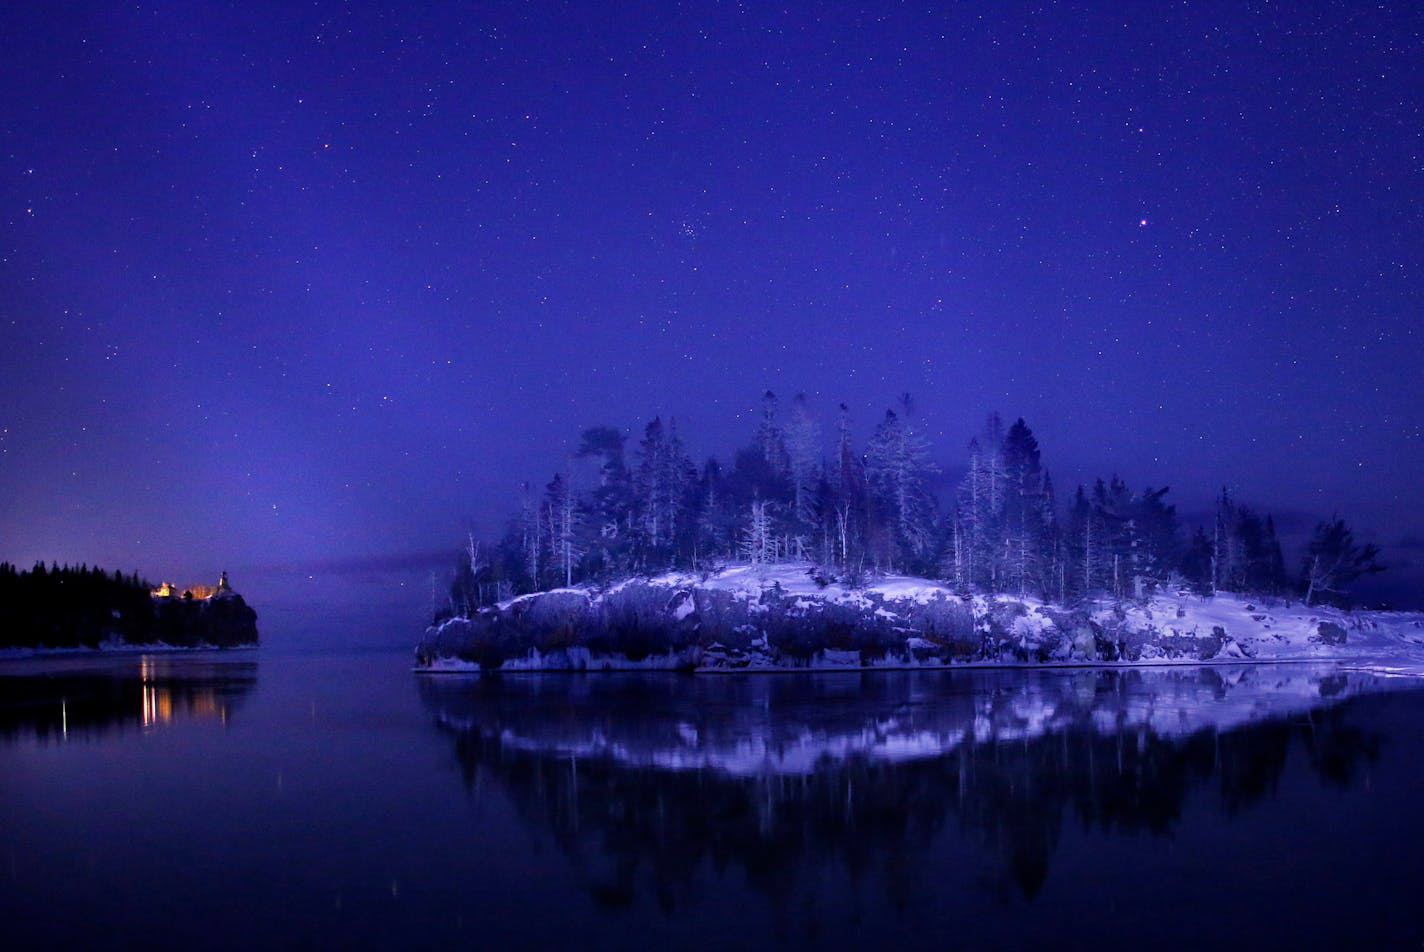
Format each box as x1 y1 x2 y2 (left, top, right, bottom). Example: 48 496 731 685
415 563 1424 673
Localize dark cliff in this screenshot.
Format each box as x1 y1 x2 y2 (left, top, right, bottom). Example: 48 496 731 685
150 590 260 648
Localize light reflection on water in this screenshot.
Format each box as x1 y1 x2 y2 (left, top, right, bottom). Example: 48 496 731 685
0 653 256 741
0 653 1421 951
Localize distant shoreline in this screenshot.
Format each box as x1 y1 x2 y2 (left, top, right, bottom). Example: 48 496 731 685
0 642 259 661
1 565 260 651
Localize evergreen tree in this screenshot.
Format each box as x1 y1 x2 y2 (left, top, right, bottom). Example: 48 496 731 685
575 426 634 576
1204 490 1290 597
831 403 867 571
756 390 790 477
0 562 159 649
1233 507 1288 595
518 480 541 590
1041 472 1066 603
1212 488 1244 594
864 396 938 570
1263 515 1288 594
1001 418 1050 597
1302 516 1384 606
1064 484 1106 599
1180 526 1215 595
632 417 695 566
1087 477 1181 600
693 457 739 566
543 471 582 587
957 414 1009 591
1134 486 1182 592
785 392 822 528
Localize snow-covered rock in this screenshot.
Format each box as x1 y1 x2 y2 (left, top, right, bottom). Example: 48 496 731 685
414 562 1424 674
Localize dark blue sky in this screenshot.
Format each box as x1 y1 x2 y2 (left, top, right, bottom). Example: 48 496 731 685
2 1 1421 634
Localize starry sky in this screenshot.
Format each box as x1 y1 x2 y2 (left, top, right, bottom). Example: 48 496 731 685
2 1 1421 640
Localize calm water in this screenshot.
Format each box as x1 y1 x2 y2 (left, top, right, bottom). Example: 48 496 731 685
2 650 1422 950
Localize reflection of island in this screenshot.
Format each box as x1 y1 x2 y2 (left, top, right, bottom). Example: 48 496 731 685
0 656 258 741
420 667 1392 906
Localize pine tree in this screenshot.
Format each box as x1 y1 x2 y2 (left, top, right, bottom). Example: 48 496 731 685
1094 476 1138 599
1180 526 1214 595
633 417 695 565
1084 477 1180 600
544 472 582 587
575 426 634 576
956 440 984 589
785 393 822 528
1001 418 1049 598
1133 486 1181 593
1212 488 1245 593
864 396 938 570
756 390 790 477
1263 515 1287 594
519 480 541 590
959 414 1009 591
1041 472 1066 603
1065 484 1105 599
1302 516 1384 606
832 403 867 571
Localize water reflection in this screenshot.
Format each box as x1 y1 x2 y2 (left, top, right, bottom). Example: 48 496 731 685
0 655 257 741
419 666 1397 906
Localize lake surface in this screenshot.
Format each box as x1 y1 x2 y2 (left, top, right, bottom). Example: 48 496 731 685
2 650 1422 950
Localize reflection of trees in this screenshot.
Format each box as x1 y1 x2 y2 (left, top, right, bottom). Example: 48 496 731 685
0 659 257 741
420 668 1387 911
955 707 1375 898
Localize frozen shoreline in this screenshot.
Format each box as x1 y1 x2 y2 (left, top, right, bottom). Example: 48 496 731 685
0 642 258 661
416 652 1424 677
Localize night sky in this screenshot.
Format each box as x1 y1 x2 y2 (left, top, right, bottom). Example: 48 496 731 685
2 2 1421 640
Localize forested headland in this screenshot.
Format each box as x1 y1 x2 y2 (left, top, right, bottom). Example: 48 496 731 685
442 392 1384 620
0 562 259 650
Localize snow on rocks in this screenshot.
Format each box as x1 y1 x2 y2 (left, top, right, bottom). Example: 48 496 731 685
415 562 1424 675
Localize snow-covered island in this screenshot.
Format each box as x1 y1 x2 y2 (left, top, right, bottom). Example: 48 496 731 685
415 562 1424 674
419 399 1412 675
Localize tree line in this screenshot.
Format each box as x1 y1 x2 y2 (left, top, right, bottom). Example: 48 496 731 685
0 562 260 648
448 392 1383 615
0 562 156 648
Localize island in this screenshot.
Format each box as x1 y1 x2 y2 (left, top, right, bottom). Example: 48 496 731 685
414 395 1420 674
0 563 259 652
